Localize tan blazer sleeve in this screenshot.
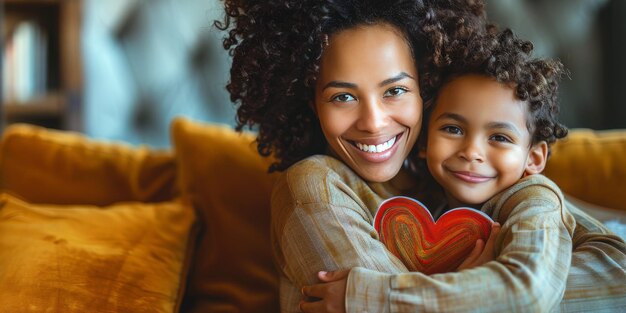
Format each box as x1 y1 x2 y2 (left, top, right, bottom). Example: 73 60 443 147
347 175 576 312
271 156 408 312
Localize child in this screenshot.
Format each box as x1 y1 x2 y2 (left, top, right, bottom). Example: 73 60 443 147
412 27 573 274
420 26 568 214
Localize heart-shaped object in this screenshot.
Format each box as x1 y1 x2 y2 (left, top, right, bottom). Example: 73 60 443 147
374 196 493 275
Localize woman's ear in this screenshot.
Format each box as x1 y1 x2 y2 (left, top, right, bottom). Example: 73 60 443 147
524 141 548 176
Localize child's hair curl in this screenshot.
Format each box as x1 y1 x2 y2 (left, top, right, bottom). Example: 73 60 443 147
424 26 568 147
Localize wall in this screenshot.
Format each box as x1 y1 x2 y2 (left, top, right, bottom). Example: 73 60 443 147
486 0 626 130
82 0 234 147
82 0 626 147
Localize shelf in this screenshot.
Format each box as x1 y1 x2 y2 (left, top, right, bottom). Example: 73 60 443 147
3 93 64 119
3 0 60 4
2 0 83 131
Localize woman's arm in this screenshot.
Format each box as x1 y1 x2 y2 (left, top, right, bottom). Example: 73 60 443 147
302 176 577 312
348 180 575 312
300 222 502 313
271 156 410 311
560 203 626 309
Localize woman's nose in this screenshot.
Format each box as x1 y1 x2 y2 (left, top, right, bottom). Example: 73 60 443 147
356 97 388 133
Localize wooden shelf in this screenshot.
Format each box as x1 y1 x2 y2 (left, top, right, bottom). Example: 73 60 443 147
3 0 60 4
3 93 64 119
2 0 82 131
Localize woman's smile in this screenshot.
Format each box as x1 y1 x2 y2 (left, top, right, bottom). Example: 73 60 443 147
346 132 404 163
353 134 397 153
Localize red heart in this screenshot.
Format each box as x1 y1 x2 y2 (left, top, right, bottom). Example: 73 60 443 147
374 196 493 275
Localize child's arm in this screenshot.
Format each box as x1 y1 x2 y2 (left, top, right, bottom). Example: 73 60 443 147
303 176 575 312
354 180 573 312
456 223 501 271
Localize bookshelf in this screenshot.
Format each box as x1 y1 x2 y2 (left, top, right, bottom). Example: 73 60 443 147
1 0 82 131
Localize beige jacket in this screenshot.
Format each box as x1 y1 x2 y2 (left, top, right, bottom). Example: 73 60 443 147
271 155 626 312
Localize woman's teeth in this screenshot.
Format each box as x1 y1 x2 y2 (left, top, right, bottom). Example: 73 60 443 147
355 136 396 153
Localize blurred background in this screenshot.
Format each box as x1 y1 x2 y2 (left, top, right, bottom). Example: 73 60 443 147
1 0 626 147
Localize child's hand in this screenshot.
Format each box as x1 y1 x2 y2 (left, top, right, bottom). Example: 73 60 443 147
457 222 501 271
299 270 349 313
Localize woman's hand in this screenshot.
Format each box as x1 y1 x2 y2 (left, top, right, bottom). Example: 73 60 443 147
457 222 501 271
299 270 350 313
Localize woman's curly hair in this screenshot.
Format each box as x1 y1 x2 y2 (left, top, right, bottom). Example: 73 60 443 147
215 0 487 172
423 25 568 147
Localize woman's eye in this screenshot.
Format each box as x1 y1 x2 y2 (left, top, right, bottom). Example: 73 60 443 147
383 87 408 97
332 93 356 102
490 134 512 143
441 125 462 135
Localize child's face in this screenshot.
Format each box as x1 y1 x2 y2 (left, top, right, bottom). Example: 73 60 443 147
424 74 546 208
314 23 423 183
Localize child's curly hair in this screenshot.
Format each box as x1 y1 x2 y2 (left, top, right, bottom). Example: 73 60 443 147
215 0 487 172
423 26 569 146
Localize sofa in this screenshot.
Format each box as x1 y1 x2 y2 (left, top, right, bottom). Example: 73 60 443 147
0 117 625 313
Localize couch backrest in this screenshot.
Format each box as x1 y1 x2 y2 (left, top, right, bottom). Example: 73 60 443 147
171 117 280 313
2 120 625 313
544 129 626 211
0 124 178 205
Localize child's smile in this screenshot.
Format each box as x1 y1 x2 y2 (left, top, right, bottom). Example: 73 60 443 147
424 74 546 208
448 170 494 184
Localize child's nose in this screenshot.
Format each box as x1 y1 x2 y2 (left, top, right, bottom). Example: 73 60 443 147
458 139 484 162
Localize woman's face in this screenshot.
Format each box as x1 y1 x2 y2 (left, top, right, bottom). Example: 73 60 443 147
314 23 422 182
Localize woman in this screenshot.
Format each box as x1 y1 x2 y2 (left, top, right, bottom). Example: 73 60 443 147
216 0 626 312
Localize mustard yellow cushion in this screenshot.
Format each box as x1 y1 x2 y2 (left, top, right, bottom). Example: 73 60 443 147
171 118 279 313
544 129 626 212
0 193 196 313
0 124 177 205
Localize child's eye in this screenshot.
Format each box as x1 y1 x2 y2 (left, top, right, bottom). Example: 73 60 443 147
331 93 356 102
490 134 513 143
441 125 463 135
383 87 408 97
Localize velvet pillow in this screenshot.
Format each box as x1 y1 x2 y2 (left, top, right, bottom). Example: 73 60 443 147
544 129 626 212
0 124 177 205
0 193 196 313
171 117 279 313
